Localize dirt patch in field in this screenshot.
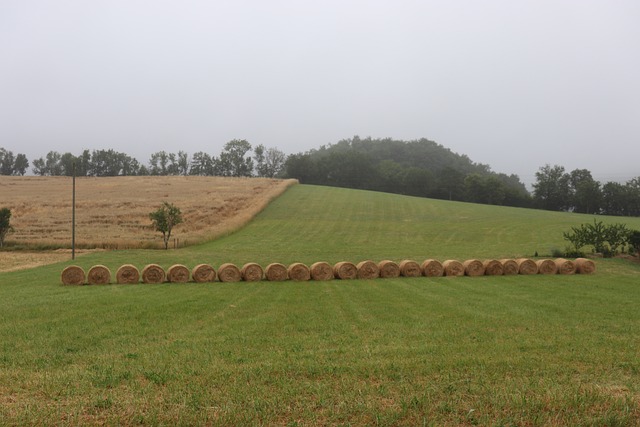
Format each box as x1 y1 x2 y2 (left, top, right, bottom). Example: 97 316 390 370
0 176 296 250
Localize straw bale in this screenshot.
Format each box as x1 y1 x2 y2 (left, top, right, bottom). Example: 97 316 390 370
516 258 538 275
500 259 519 275
191 264 216 282
399 260 422 277
167 264 190 283
116 264 140 284
333 261 357 280
310 262 334 281
575 258 596 274
88 265 111 285
265 263 288 281
241 262 264 282
356 260 379 280
218 263 242 282
142 264 166 284
463 259 485 277
442 260 464 277
554 258 576 275
61 265 85 285
536 259 558 275
378 260 400 279
288 263 311 281
483 259 503 276
421 259 444 277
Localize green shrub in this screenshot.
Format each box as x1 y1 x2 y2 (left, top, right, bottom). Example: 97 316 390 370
562 219 631 258
630 230 640 256
0 207 13 248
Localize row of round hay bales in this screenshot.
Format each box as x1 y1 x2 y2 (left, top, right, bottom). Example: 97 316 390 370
438 258 596 277
61 258 596 285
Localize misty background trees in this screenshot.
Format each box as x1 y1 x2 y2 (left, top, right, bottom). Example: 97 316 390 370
0 147 29 176
283 136 531 207
16 141 285 179
532 164 640 216
1 138 639 217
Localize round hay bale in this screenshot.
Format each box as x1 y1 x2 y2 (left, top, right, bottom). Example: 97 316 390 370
483 259 504 276
536 259 558 275
310 262 334 281
218 263 242 282
167 264 190 283
191 264 216 283
142 264 166 284
241 263 264 282
554 258 576 275
463 259 485 277
87 265 111 285
265 263 288 281
356 260 379 280
61 265 85 286
378 260 400 279
442 260 464 277
516 258 538 275
116 264 140 284
399 260 422 277
288 263 311 281
421 259 444 277
500 259 519 276
575 258 596 274
333 261 357 280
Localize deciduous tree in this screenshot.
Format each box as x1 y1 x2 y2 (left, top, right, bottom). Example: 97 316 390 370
217 139 253 177
533 164 570 211
149 202 183 250
189 152 214 176
13 154 29 176
569 169 601 214
0 148 15 175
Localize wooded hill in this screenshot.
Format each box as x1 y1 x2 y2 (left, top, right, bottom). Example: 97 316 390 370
283 136 532 208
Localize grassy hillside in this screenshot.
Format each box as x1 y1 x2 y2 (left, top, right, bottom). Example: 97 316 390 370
45 184 640 271
1 184 640 425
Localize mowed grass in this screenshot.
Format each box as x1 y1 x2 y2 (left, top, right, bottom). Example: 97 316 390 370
1 184 640 425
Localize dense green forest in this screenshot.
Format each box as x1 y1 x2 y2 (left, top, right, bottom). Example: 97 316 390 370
283 136 531 207
2 138 639 216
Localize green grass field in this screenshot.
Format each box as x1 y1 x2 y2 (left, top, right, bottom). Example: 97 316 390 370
1 184 640 426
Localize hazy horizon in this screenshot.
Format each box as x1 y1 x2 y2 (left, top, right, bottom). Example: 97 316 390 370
2 1 638 185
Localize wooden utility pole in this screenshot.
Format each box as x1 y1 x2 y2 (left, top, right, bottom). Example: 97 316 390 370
72 162 76 260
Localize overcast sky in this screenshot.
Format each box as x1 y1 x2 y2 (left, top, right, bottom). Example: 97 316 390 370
1 0 638 184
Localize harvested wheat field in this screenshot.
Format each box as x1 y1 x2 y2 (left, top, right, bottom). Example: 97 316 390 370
0 176 296 250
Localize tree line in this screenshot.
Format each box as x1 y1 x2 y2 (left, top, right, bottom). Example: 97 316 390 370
532 164 640 216
2 138 639 217
282 138 640 216
0 140 286 179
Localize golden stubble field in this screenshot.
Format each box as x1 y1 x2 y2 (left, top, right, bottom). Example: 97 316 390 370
0 176 297 270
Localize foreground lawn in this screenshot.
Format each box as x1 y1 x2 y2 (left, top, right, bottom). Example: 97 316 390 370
1 185 640 425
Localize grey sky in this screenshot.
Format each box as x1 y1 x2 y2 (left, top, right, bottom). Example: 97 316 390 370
1 0 639 185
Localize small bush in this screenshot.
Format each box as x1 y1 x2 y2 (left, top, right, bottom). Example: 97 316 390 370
0 207 13 248
629 230 640 256
551 248 564 258
563 220 631 258
563 247 585 258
